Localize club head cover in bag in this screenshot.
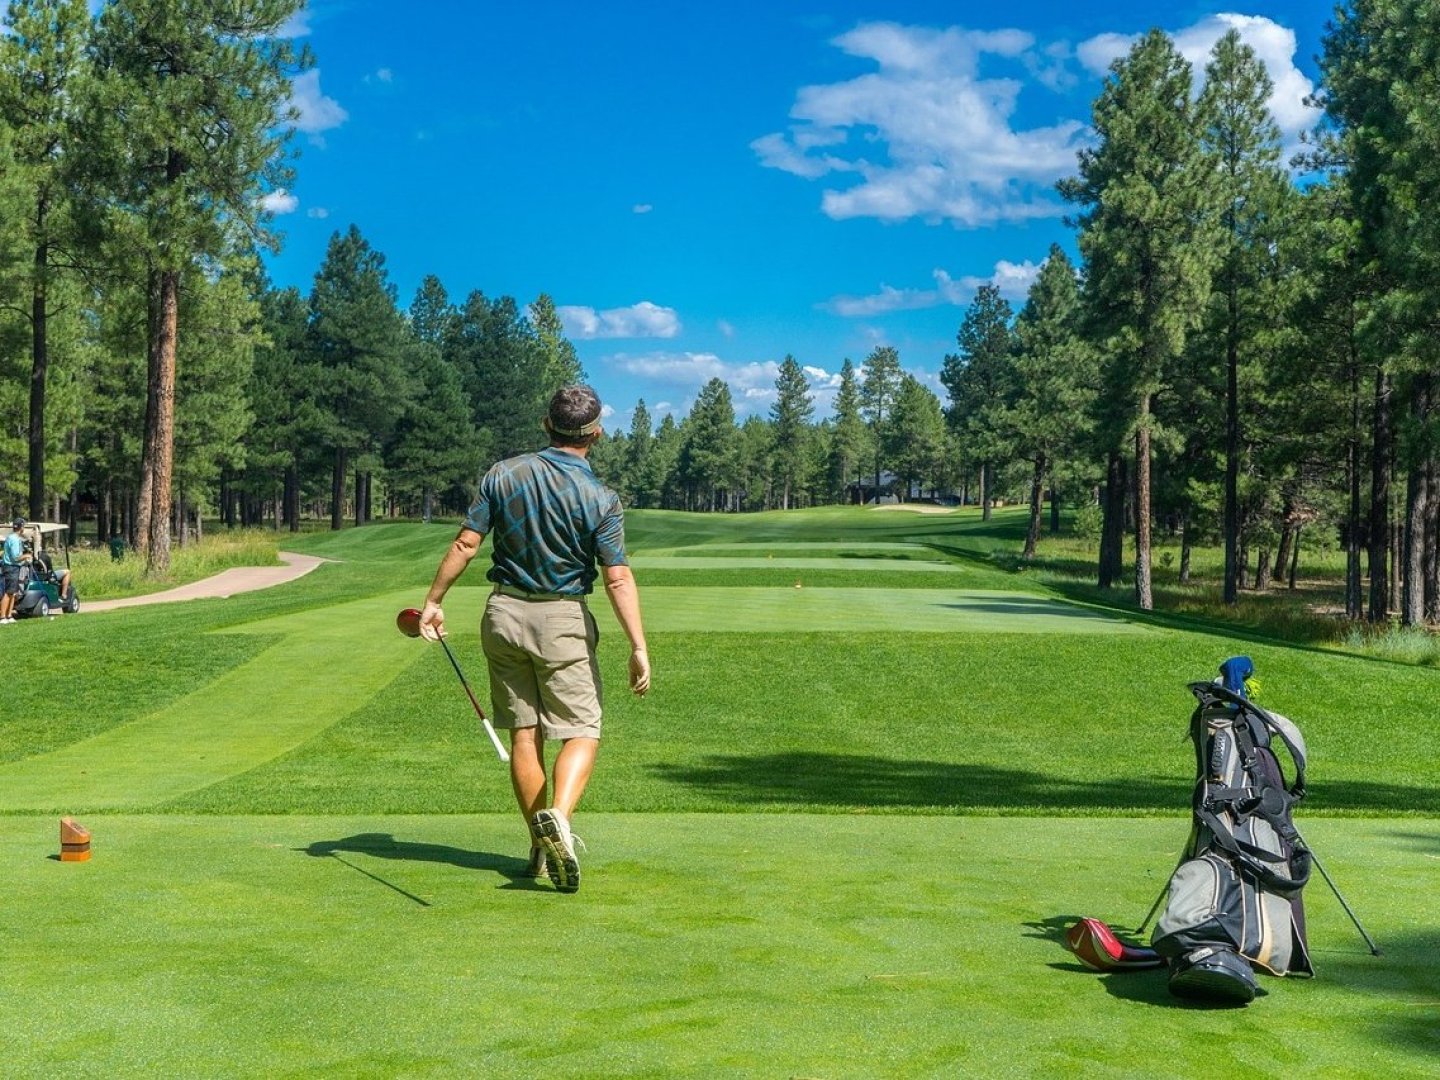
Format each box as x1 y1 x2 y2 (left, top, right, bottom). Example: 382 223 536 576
1167 946 1258 1005
1065 918 1166 972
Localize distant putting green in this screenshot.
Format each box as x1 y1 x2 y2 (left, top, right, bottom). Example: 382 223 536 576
636 586 1144 634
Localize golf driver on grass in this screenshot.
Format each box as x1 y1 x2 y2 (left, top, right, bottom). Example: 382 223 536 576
396 607 509 763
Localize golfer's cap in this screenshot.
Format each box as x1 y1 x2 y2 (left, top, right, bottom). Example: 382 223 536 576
11 518 23 529
547 416 602 437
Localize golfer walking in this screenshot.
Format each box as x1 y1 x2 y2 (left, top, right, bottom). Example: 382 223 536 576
419 385 650 893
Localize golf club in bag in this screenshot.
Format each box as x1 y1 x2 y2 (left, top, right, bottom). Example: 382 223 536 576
396 607 509 763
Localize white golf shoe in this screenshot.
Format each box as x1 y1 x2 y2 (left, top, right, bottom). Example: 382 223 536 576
530 809 583 894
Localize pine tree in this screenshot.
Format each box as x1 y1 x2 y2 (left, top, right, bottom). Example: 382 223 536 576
680 378 737 510
827 358 869 502
1008 245 1095 558
531 292 584 389
85 0 305 570
860 345 902 500
1197 28 1292 603
307 226 408 530
942 284 1016 521
0 0 92 520
624 400 655 508
1060 29 1218 609
889 374 947 499
770 355 814 509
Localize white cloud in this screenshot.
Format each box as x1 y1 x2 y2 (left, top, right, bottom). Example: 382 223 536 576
374 67 393 83
288 70 348 136
609 351 773 389
558 301 681 340
826 258 1041 316
260 189 299 214
277 10 311 38
754 21 1086 227
632 203 653 214
306 207 330 219
605 352 873 418
761 15 1319 226
717 319 736 338
1077 15 1320 145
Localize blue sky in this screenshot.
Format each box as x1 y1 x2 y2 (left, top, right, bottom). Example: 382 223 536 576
261 1 1332 429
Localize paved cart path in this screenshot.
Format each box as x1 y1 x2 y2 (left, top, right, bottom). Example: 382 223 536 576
85 552 328 612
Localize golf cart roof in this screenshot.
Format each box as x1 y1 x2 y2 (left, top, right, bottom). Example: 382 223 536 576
2 521 69 536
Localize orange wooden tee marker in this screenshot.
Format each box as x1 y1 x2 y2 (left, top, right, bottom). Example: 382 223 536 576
60 817 91 862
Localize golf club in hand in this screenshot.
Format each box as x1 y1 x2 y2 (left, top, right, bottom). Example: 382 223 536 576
395 607 510 763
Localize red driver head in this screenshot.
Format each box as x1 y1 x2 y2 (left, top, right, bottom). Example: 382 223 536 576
395 607 423 638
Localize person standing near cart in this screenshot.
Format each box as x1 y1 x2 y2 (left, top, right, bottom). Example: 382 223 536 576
418 385 650 894
1 518 31 624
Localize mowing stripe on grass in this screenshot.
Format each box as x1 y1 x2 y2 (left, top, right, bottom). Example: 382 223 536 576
630 556 963 572
636 586 1145 634
0 590 487 812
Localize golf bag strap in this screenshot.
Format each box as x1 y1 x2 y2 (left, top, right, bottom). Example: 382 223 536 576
1189 682 1307 797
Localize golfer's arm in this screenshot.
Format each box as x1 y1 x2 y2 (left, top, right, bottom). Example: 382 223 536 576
602 563 648 653
425 528 485 606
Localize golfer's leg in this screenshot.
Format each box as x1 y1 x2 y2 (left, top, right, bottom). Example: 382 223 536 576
482 595 546 837
550 737 598 819
509 725 547 821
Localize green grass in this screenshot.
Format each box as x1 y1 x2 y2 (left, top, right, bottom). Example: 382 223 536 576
3 815 1434 1077
2 505 1437 1076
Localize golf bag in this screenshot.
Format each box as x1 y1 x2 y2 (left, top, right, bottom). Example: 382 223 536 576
1151 657 1314 1003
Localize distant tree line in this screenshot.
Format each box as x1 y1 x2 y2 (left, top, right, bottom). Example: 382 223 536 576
3 2 1437 630
601 10 1440 630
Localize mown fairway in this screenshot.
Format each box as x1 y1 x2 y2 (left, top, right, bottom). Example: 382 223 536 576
4 507 1437 1077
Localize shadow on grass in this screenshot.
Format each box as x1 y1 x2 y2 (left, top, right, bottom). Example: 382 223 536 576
1322 926 1440 1057
1025 914 1255 1010
299 833 542 892
649 753 1440 813
934 596 1127 621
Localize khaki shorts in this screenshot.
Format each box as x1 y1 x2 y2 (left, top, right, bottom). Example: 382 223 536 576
480 591 603 740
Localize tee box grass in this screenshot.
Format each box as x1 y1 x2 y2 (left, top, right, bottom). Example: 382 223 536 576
1 506 1436 1077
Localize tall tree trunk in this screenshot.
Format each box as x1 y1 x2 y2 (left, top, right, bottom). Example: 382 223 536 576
354 468 363 528
1368 366 1392 621
137 268 179 574
1426 459 1439 624
1390 466 1403 617
285 464 300 532
1255 546 1272 591
1346 341 1364 619
1048 470 1060 535
1289 526 1301 590
1223 283 1239 605
27 242 49 522
98 486 111 552
1179 512 1192 584
1237 538 1249 590
1272 513 1295 585
1403 455 1427 626
331 447 347 530
980 462 991 522
1023 453 1045 560
1135 401 1153 611
1099 450 1125 589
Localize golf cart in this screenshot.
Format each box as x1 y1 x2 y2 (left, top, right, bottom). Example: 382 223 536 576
5 521 79 618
